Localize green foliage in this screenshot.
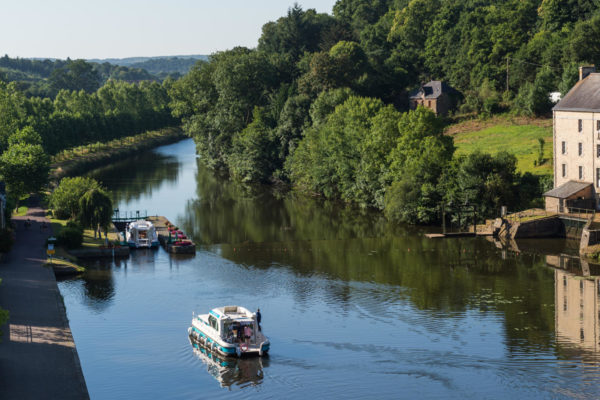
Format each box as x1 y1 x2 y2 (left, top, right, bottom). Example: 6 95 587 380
512 67 554 116
78 188 113 232
537 138 545 165
57 226 83 249
49 59 101 95
228 108 278 183
288 96 401 208
442 151 520 219
8 126 42 146
51 177 101 219
0 142 49 200
384 107 454 223
460 79 502 117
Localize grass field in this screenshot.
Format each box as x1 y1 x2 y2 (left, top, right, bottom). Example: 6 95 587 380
448 116 553 176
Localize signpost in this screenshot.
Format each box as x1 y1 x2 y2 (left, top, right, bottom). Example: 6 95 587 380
47 236 56 264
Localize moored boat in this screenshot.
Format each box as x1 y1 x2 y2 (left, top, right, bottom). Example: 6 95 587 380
188 306 270 357
125 220 159 248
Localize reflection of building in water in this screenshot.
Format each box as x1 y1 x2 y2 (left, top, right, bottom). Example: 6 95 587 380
553 266 600 351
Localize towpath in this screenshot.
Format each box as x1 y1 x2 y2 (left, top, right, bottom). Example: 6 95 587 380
0 197 89 399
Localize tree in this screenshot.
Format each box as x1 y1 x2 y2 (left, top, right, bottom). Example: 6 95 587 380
441 151 520 219
7 126 42 146
78 188 113 238
0 143 49 207
228 107 278 183
384 107 454 223
49 59 101 95
50 177 101 219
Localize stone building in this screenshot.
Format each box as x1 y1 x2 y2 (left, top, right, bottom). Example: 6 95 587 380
545 66 600 211
408 81 459 116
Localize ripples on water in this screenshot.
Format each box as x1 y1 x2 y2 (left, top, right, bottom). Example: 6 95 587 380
55 139 600 399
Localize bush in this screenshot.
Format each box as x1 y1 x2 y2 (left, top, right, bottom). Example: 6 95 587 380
57 226 83 249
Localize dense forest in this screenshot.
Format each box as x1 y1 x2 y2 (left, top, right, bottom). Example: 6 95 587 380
170 0 598 224
2 0 599 226
0 56 158 98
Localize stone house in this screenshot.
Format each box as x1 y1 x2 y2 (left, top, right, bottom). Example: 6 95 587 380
409 81 459 116
545 66 600 211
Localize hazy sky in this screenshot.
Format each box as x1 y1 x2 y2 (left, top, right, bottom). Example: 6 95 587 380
2 0 338 60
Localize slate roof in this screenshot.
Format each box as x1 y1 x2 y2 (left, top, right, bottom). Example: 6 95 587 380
543 181 592 198
553 73 600 112
409 81 455 99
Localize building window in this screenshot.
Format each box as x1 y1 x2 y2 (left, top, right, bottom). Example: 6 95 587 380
579 119 583 132
597 168 600 187
597 145 600 157
427 100 431 107
597 120 600 131
562 141 566 154
579 142 583 156
579 166 583 180
562 163 567 177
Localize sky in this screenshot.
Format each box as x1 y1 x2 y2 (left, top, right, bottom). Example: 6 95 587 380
1 0 338 60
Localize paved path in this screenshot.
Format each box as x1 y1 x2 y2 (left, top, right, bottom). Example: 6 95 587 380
0 198 89 399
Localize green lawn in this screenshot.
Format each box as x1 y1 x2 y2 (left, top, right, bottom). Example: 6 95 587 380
450 120 553 176
13 206 28 217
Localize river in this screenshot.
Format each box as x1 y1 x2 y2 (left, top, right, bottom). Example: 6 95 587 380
57 138 600 399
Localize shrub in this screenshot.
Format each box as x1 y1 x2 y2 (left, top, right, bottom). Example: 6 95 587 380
57 226 83 249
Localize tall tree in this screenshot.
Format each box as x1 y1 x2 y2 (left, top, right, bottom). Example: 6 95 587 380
78 188 113 238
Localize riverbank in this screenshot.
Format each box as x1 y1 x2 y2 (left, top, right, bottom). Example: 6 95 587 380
0 197 89 399
50 127 187 182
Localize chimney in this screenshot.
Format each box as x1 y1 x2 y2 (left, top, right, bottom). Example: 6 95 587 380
579 65 596 81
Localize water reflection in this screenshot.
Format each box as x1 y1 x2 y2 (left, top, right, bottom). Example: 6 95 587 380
189 339 267 389
59 139 600 398
88 150 181 205
547 255 600 355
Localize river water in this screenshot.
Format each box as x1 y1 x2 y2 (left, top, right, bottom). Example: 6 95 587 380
57 138 600 399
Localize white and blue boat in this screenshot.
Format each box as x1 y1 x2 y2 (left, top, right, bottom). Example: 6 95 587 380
188 306 270 357
125 220 159 248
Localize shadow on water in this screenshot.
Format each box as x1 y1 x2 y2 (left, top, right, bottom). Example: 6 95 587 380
189 339 268 389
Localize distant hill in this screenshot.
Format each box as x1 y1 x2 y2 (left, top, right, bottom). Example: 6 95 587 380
0 55 159 98
87 55 208 74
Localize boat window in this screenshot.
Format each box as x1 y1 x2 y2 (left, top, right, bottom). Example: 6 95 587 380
208 315 219 331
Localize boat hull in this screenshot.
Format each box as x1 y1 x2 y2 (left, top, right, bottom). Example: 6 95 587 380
188 325 270 358
127 240 159 249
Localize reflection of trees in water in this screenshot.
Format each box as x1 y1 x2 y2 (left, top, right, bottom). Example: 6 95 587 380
79 259 116 313
176 159 557 352
87 151 180 204
180 159 396 246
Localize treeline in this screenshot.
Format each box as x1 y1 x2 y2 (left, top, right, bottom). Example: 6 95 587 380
0 79 175 155
0 56 158 98
170 1 568 223
128 57 204 76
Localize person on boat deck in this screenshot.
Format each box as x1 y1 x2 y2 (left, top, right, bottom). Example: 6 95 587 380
244 324 252 345
256 308 261 331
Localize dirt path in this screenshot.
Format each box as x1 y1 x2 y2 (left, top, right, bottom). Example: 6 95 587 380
0 197 89 399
